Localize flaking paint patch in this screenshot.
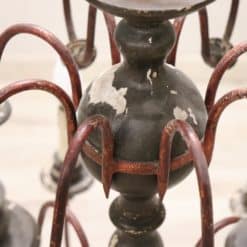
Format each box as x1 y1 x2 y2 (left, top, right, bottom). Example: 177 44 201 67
7 202 16 211
173 106 188 121
188 107 198 125
109 234 119 247
170 90 178 95
88 64 128 115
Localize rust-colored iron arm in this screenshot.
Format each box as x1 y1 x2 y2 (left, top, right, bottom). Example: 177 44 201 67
38 201 89 247
167 8 211 67
196 216 240 247
79 5 97 65
0 24 82 108
223 0 239 42
199 8 211 64
159 119 214 247
167 16 186 66
0 79 77 143
50 115 113 247
63 0 77 42
103 12 121 65
204 88 247 164
205 42 247 113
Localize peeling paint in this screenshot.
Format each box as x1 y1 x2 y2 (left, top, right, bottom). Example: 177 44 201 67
7 202 16 211
88 64 128 115
109 234 119 247
170 90 178 95
173 106 188 121
147 69 153 86
188 107 198 125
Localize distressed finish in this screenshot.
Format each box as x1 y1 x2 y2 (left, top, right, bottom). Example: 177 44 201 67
74 0 215 246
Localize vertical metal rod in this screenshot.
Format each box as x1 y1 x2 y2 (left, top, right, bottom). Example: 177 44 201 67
80 5 97 62
103 12 121 65
223 0 239 42
159 120 214 247
63 0 77 42
199 8 211 63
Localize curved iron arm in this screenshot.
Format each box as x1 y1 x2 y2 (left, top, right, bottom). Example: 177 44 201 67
0 24 82 108
38 201 89 247
0 79 77 143
103 12 121 65
171 87 247 170
196 216 240 247
158 119 214 247
50 115 113 247
204 88 247 164
205 42 247 113
167 17 186 66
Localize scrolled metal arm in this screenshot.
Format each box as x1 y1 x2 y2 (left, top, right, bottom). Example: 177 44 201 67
204 88 247 164
50 115 113 247
0 23 82 108
158 119 214 247
0 79 77 143
38 201 89 247
205 42 247 113
196 216 240 247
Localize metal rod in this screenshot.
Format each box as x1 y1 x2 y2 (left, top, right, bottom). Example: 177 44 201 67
80 5 97 63
38 201 89 247
50 115 113 247
223 0 239 42
0 79 77 144
103 12 121 65
204 88 247 164
0 24 82 108
199 8 211 64
167 17 186 66
205 42 247 113
158 119 214 247
63 0 77 42
195 216 240 247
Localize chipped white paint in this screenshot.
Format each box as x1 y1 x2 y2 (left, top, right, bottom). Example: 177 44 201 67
89 63 128 115
188 107 198 125
173 106 188 121
152 71 158 78
109 234 119 247
148 37 153 44
147 69 153 86
7 202 16 211
170 90 178 95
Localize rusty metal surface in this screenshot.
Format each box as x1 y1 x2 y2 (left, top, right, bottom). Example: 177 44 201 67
205 42 247 113
158 120 214 247
38 201 89 247
0 24 82 108
50 115 113 247
196 216 240 247
0 79 77 144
